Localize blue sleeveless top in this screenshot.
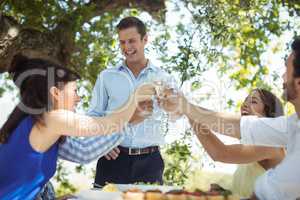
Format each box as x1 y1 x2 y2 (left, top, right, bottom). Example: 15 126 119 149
0 116 59 200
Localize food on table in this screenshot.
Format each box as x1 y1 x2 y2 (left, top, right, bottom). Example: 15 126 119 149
101 183 119 192
207 184 238 200
123 188 144 200
103 183 239 200
165 189 187 200
145 189 165 200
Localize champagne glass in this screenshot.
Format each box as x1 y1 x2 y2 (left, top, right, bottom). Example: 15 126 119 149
143 71 169 121
144 71 180 121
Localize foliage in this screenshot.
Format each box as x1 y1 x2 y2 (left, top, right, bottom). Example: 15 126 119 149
165 24 208 86
54 161 77 196
178 0 299 90
163 142 191 185
1 1 144 84
0 73 18 98
162 129 195 185
0 88 4 97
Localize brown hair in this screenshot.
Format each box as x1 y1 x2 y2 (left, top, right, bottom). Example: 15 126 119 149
116 16 147 39
292 37 300 78
0 55 80 143
252 88 284 117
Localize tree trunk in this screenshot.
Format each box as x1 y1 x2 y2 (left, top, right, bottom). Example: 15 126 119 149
0 14 72 73
0 0 166 73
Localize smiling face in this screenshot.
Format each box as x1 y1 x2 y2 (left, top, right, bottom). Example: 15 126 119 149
118 27 148 64
241 90 266 117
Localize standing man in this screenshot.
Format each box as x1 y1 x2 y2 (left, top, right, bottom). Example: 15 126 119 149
160 37 300 200
89 16 166 186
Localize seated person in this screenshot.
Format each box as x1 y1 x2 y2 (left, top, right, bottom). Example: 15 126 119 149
189 88 285 198
159 37 300 200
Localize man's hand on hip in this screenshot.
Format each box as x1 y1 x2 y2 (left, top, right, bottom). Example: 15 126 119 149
104 147 120 160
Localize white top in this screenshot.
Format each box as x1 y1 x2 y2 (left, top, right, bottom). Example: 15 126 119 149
240 114 300 200
231 122 266 198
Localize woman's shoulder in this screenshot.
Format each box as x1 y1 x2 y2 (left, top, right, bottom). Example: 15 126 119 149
15 115 34 131
6 115 35 143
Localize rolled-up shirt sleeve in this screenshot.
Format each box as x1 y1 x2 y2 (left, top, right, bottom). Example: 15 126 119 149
240 115 289 147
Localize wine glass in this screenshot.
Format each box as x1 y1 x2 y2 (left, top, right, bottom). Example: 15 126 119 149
144 71 179 121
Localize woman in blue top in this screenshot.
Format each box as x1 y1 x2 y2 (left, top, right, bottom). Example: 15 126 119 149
0 55 155 200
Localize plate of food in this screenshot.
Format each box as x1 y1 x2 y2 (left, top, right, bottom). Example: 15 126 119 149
112 184 183 193
76 190 123 200
123 183 239 200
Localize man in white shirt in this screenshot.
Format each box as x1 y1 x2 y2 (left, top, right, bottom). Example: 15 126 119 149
160 37 300 199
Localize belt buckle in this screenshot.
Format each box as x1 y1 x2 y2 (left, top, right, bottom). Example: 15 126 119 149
128 148 141 155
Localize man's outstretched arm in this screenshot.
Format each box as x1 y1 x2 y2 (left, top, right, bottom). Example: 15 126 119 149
58 134 123 164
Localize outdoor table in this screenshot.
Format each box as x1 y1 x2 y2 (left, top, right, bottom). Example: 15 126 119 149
72 184 248 200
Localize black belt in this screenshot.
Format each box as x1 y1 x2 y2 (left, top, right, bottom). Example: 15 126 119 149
118 146 160 156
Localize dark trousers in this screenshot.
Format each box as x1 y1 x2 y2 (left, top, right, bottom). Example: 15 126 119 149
94 149 164 186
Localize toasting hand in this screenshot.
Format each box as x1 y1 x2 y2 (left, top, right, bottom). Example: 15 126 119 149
157 87 186 117
129 100 154 124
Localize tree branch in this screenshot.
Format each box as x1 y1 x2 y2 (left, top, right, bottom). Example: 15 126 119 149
0 0 167 73
82 0 166 24
50 0 166 70
0 0 5 7
0 14 65 72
